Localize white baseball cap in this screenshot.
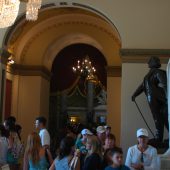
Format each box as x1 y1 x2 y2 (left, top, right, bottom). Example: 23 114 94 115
81 129 93 135
96 126 106 133
104 125 111 129
137 128 149 138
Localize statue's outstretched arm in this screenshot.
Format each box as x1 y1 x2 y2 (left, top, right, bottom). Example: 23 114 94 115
132 83 144 101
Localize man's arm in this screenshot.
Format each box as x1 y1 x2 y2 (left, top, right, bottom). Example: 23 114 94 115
125 147 144 170
41 130 50 148
144 148 158 170
125 148 134 169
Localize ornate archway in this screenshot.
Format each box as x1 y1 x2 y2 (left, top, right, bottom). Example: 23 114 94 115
2 4 122 142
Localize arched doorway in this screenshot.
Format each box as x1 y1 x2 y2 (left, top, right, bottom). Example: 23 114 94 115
2 5 122 142
49 43 107 137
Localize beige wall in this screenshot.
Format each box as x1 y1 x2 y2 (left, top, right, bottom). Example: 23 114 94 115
13 76 41 141
11 75 50 141
40 78 50 119
107 76 121 145
1 0 170 49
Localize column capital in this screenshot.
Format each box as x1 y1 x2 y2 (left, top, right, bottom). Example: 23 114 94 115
11 64 51 81
120 49 170 63
106 66 121 77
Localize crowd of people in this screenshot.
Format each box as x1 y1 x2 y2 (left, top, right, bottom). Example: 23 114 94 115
0 116 159 170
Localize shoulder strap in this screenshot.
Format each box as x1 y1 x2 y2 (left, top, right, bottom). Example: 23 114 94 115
45 149 50 163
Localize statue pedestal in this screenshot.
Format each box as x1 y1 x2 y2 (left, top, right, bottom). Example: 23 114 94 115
159 154 170 170
159 148 170 170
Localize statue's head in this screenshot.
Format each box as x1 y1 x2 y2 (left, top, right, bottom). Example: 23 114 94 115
148 56 161 68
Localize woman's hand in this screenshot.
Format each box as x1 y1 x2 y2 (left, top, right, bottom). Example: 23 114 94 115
74 149 80 157
131 163 144 170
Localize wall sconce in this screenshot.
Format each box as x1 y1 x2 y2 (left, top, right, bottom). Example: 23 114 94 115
8 56 15 65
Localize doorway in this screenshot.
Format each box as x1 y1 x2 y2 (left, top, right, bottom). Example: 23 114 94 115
49 43 107 136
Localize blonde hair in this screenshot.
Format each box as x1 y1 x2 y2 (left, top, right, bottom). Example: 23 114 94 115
86 136 102 157
25 132 41 164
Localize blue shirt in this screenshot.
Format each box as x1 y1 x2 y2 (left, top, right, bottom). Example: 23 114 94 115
0 137 8 164
105 165 130 170
55 157 70 170
29 157 49 170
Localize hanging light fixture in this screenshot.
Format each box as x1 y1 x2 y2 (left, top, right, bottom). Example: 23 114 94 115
8 56 15 65
0 0 42 28
26 0 42 21
72 55 97 83
0 0 20 28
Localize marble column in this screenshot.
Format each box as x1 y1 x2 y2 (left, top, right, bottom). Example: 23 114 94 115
0 63 6 122
163 59 170 156
87 80 94 124
0 53 8 122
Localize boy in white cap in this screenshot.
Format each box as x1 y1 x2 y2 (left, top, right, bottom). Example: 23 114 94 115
125 128 158 170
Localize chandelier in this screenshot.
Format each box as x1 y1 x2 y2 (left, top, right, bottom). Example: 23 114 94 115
26 0 42 21
0 0 20 28
72 55 97 82
0 0 42 28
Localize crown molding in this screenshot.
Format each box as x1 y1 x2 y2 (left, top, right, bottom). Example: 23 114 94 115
107 66 121 77
8 64 121 80
10 64 51 81
120 49 170 63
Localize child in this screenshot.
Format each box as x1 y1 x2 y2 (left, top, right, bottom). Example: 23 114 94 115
105 147 130 170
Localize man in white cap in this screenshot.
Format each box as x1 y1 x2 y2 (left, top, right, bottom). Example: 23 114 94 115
125 128 158 170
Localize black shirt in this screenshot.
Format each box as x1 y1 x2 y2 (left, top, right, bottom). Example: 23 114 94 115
83 153 102 170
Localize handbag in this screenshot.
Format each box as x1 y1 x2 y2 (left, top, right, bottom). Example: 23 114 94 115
1 164 10 170
69 156 78 170
7 150 18 164
45 149 50 168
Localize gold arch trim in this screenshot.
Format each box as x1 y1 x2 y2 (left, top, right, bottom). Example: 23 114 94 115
20 20 121 63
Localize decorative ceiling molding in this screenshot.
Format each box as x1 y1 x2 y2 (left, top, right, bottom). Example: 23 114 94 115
19 15 121 64
71 2 121 41
120 49 170 63
4 4 121 47
107 66 121 77
10 64 51 80
5 9 121 64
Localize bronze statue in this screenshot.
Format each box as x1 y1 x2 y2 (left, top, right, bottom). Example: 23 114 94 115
132 56 169 142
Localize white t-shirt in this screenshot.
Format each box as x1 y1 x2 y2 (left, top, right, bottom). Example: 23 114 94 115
39 128 50 147
125 145 159 170
0 137 8 164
